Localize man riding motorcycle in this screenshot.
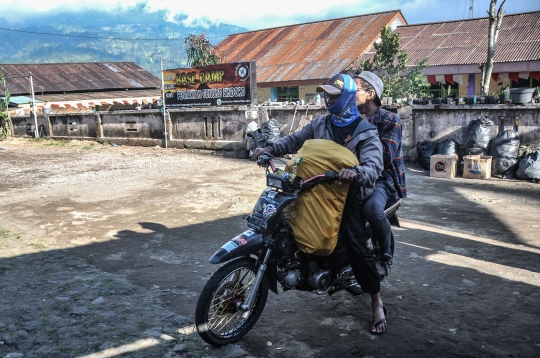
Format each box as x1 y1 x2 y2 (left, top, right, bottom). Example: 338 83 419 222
251 73 389 335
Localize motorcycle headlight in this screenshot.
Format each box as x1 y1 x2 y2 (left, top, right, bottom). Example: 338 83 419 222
267 174 285 190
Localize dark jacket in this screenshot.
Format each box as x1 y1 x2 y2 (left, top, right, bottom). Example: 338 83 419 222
269 114 383 202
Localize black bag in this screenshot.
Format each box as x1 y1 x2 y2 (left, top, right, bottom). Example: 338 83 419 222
489 130 520 178
247 129 268 148
416 140 438 170
516 149 540 180
261 119 281 142
437 139 460 156
462 117 498 152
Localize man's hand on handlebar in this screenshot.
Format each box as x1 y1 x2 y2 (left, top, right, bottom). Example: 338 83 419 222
338 168 357 184
251 146 273 161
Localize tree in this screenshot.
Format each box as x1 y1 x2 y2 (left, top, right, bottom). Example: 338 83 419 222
357 26 430 100
480 0 507 96
400 58 431 99
0 71 12 139
183 34 222 67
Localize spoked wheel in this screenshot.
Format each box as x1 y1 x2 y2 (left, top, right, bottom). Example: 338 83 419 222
195 257 268 346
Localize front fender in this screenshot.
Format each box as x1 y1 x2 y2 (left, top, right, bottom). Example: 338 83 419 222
209 229 264 264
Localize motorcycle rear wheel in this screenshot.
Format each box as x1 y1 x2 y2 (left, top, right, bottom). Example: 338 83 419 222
195 257 269 346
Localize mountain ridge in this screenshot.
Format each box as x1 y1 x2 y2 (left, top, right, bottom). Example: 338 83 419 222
0 6 247 77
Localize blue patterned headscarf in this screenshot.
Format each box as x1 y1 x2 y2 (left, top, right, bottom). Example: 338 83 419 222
324 74 360 127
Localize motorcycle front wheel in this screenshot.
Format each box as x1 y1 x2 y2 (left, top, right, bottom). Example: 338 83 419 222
195 257 269 346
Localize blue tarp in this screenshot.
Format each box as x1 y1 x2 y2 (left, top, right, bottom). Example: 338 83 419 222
1 96 42 105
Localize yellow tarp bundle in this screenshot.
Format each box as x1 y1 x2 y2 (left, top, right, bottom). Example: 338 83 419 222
284 139 359 256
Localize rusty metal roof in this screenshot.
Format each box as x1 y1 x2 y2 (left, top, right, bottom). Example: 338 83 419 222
0 62 160 96
359 11 540 67
218 10 406 85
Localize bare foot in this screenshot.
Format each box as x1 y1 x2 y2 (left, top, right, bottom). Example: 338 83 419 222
370 293 387 334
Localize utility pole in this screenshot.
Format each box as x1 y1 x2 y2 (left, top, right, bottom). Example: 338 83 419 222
469 0 474 18
29 74 39 138
150 55 168 148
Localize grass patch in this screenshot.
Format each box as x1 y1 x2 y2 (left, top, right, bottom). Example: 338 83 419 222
28 243 48 250
82 143 95 150
44 139 69 147
0 227 20 240
0 227 11 238
31 137 45 143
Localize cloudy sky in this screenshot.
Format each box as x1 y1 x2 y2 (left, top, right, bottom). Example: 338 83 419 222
1 0 539 30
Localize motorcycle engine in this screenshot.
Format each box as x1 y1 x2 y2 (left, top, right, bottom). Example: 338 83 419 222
308 269 331 291
275 232 331 291
282 268 301 288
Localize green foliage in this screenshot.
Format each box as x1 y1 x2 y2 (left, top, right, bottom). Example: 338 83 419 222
360 26 407 99
183 34 223 67
43 139 69 146
400 58 431 99
0 70 12 140
359 26 430 100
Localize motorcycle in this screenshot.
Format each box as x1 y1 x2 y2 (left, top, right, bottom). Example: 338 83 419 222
195 153 402 346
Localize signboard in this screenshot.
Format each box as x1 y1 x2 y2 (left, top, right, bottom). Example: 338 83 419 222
162 61 256 107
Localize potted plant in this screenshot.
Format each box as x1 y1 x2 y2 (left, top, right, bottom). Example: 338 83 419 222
510 87 535 104
496 83 509 104
534 86 540 103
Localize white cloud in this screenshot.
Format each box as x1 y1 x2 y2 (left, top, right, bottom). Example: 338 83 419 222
1 0 539 30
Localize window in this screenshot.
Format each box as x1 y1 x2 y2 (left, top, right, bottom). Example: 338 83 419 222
428 83 459 98
276 86 299 102
511 77 539 88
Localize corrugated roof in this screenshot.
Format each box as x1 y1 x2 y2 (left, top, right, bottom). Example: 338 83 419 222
359 10 540 67
0 62 160 96
218 10 406 84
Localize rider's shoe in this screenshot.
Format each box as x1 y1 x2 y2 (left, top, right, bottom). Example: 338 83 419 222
381 252 393 262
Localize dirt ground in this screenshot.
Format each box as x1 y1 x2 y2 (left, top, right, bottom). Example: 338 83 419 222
1 137 540 358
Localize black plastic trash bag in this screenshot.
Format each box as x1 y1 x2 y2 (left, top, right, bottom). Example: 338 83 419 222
489 130 520 158
437 139 460 156
492 158 518 178
489 130 520 178
463 117 498 152
416 140 438 170
261 119 281 142
516 149 540 180
246 129 268 148
460 146 488 158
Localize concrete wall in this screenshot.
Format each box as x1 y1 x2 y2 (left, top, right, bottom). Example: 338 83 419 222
404 104 540 161
5 104 540 163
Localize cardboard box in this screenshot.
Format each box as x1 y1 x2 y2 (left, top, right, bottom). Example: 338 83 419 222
463 155 492 179
430 155 458 178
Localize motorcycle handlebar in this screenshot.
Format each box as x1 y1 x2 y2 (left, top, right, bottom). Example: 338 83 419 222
255 153 276 172
253 153 352 188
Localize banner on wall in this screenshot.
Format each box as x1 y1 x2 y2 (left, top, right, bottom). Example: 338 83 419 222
162 61 256 107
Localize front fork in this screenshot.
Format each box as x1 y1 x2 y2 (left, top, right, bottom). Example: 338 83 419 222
238 248 272 313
